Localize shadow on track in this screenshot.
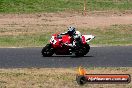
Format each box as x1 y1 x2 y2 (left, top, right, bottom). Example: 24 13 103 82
42 55 94 58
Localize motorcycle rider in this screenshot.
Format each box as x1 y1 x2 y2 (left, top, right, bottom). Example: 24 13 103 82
60 26 82 47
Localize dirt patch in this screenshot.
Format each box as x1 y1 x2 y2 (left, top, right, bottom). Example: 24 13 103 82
0 12 132 35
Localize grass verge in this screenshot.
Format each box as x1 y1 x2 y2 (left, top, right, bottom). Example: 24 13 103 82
0 67 132 88
0 24 132 47
0 0 132 13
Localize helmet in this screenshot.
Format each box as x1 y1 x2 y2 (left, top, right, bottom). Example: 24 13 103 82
67 26 76 36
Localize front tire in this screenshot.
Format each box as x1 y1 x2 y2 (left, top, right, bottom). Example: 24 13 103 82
41 44 54 57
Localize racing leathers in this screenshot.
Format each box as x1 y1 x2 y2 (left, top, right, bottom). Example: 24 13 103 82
60 31 82 47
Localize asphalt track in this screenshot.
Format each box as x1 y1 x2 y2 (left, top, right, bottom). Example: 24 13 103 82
0 46 132 68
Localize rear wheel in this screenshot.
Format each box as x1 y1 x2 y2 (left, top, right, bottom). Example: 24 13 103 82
75 44 90 57
41 44 54 57
83 44 90 55
75 48 85 57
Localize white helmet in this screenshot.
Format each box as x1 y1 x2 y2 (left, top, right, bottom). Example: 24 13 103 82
67 26 76 36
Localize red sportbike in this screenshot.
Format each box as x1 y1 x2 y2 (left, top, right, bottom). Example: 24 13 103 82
41 33 95 57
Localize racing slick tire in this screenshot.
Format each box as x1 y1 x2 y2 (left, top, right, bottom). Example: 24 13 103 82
75 48 85 57
83 44 90 55
75 44 90 57
41 44 54 57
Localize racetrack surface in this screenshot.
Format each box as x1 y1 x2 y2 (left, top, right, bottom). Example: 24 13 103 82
0 46 132 68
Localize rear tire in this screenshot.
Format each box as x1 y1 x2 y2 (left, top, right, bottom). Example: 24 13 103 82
41 44 54 57
75 44 90 57
75 48 85 57
84 44 90 55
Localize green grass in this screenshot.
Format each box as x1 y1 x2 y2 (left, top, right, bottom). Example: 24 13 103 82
0 0 132 13
88 0 132 11
85 24 132 46
0 24 131 47
0 33 50 47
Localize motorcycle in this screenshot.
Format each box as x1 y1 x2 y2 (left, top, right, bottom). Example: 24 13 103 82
41 33 95 57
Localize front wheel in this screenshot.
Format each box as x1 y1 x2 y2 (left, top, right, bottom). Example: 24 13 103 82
41 44 54 57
